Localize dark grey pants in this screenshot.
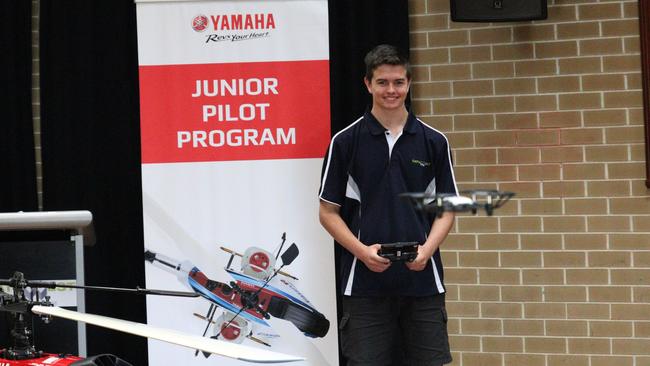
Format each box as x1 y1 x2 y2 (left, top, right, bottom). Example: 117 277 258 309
340 294 452 366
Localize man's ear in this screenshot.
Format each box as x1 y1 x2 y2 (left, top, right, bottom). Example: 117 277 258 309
364 77 372 92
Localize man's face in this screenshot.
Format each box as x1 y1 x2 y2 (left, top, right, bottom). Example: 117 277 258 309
364 64 410 112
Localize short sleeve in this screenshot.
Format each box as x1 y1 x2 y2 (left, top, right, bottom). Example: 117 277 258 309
435 137 458 196
319 136 350 206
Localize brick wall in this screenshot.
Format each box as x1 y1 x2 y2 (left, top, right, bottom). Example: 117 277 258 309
409 0 650 365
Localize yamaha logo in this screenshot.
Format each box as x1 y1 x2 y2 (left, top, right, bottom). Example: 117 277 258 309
191 15 209 32
209 13 276 30
195 13 277 44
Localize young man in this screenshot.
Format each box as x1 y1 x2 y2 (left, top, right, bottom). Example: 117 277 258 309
319 44 457 365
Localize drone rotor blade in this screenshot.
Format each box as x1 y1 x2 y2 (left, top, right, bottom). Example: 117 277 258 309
220 246 243 257
31 306 303 363
247 334 271 347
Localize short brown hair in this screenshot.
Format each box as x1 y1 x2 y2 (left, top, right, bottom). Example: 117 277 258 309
364 44 411 81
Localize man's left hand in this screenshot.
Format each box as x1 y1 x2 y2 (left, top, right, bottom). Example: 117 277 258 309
406 244 436 271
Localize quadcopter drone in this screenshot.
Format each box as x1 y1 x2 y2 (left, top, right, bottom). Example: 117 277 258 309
0 235 323 364
399 189 515 217
143 233 330 349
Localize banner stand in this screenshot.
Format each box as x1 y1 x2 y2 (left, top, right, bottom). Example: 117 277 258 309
135 1 337 364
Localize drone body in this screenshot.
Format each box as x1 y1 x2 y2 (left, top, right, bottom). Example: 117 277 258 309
144 240 330 348
399 189 515 217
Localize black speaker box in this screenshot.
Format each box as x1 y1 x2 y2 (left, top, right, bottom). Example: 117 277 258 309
451 0 547 22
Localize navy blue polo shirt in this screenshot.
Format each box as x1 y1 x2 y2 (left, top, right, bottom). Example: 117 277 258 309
319 111 458 297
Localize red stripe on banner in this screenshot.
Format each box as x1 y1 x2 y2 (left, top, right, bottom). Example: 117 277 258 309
139 60 330 163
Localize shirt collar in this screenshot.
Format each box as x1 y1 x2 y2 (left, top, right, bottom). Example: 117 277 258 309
364 109 418 136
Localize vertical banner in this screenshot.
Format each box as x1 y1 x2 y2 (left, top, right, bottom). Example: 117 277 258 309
135 1 336 365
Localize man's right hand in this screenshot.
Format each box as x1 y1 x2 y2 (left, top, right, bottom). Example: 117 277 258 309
359 244 391 272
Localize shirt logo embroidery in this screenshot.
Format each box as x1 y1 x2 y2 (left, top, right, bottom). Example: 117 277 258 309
411 159 431 167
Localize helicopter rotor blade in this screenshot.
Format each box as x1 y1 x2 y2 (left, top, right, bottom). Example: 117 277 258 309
24 281 199 298
31 305 303 363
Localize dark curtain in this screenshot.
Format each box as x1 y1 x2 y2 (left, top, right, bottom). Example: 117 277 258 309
328 0 410 134
0 0 38 212
328 1 410 364
39 1 146 364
